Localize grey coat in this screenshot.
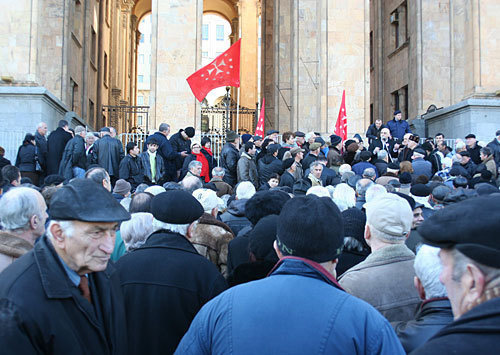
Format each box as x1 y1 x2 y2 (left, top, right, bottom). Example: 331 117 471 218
237 153 259 188
339 243 420 322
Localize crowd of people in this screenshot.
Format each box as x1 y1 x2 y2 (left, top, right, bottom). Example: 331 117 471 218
0 114 499 354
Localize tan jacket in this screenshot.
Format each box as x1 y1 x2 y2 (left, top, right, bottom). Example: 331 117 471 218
0 231 33 273
190 213 234 277
339 243 420 323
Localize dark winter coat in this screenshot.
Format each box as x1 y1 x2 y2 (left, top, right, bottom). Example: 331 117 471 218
145 132 178 182
352 161 379 177
368 138 398 158
58 135 87 179
366 123 387 144
170 130 191 170
226 227 252 276
412 158 433 178
0 156 11 183
279 171 295 189
372 158 389 176
486 138 500 166
210 177 233 197
35 131 48 172
386 118 411 141
393 298 453 353
220 199 251 236
91 135 125 177
302 153 319 173
257 154 283 186
201 148 215 179
466 144 482 165
0 236 128 355
221 142 240 186
15 143 37 172
237 153 259 188
411 297 500 354
327 147 343 168
47 127 72 175
461 160 477 180
115 230 227 355
139 151 165 185
336 249 370 277
119 155 144 189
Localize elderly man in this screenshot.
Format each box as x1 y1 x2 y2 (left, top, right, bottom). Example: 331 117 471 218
185 160 203 180
35 122 48 176
465 134 481 165
412 195 500 353
354 178 374 209
393 245 453 353
59 125 88 179
339 193 421 322
176 196 405 354
209 167 233 197
369 127 398 159
91 127 124 185
412 148 433 178
0 187 48 272
221 181 255 236
0 179 130 354
116 190 227 354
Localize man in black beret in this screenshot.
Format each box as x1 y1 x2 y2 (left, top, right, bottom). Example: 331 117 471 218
266 129 279 143
115 190 227 354
465 133 481 165
0 179 131 354
169 126 195 177
412 195 500 354
294 131 306 150
176 195 404 353
279 158 297 189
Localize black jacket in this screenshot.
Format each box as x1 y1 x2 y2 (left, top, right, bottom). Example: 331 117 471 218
59 135 87 179
115 230 227 355
145 132 178 182
221 142 240 186
35 131 48 172
466 144 482 165
368 138 398 158
487 139 500 166
0 236 128 355
0 156 11 183
302 153 319 173
411 297 500 354
47 127 72 175
227 226 252 275
91 135 125 177
279 171 295 189
372 158 389 177
257 154 283 186
220 199 252 236
394 298 453 353
169 130 191 170
15 143 37 172
366 123 386 144
119 155 144 189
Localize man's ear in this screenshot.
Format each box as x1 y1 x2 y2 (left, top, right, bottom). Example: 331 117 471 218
463 264 487 307
273 240 284 259
50 223 66 249
414 276 426 300
186 222 196 239
29 214 39 231
364 224 372 245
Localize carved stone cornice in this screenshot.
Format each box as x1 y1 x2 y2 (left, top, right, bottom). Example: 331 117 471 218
121 0 135 12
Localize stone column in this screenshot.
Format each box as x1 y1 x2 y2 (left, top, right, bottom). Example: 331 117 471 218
260 0 275 131
150 0 202 132
239 0 259 110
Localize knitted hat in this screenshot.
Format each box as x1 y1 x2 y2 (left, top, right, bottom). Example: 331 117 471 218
276 196 344 263
113 179 131 196
249 214 279 262
330 134 342 146
399 172 412 185
184 127 195 138
151 190 204 224
241 133 252 144
282 158 295 170
341 207 367 249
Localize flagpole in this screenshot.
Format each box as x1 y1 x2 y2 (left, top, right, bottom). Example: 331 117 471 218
236 86 240 134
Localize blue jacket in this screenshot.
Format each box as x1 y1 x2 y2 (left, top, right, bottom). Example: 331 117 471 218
412 158 433 178
386 119 411 141
352 161 379 178
175 257 405 354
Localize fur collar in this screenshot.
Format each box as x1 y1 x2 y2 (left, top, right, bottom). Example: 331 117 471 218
0 231 33 258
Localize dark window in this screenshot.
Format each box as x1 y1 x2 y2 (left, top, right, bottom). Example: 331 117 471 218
89 99 95 124
369 31 374 68
104 52 108 85
90 27 97 65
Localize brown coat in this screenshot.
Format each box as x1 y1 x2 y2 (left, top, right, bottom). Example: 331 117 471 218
339 243 420 323
484 155 497 179
0 231 33 273
190 213 234 277
210 177 233 197
327 147 343 168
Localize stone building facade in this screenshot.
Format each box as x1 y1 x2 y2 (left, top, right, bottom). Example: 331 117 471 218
370 0 500 140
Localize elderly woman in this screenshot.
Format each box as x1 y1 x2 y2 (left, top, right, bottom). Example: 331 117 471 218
332 183 356 211
120 212 155 251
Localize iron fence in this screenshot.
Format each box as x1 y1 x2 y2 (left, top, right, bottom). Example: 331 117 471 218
102 105 149 134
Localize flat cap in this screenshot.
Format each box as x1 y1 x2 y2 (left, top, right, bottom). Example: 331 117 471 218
314 137 326 146
253 135 263 141
309 142 321 151
266 129 279 135
99 127 111 133
289 147 305 156
152 190 204 224
387 162 400 170
294 131 305 137
282 158 295 170
410 183 431 197
419 195 500 268
465 133 476 139
49 179 131 222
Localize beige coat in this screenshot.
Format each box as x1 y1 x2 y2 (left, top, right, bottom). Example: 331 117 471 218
190 213 234 277
0 231 33 273
339 243 420 323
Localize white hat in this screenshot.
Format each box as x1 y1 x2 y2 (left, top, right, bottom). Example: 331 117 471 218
144 185 166 196
364 193 412 237
192 188 224 213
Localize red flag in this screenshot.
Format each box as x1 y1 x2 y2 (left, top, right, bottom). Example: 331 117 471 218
187 39 241 102
334 90 347 141
255 98 265 136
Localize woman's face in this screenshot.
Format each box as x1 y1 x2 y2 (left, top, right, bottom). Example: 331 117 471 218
204 141 211 149
192 145 201 153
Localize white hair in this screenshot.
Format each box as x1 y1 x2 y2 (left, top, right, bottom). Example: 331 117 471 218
212 167 225 177
442 157 453 169
46 220 75 239
365 184 387 203
37 122 47 129
188 160 202 170
377 150 388 160
455 141 466 150
152 218 190 236
86 132 96 140
120 213 154 251
236 181 256 200
306 186 330 198
451 154 462 164
0 187 44 231
339 164 352 174
414 245 447 299
325 185 335 198
332 183 356 212
144 185 166 196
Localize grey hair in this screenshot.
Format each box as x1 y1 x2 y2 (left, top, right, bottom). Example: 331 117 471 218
377 150 388 160
355 179 374 197
86 132 96 140
236 181 256 200
365 184 387 203
212 167 225 177
455 141 466 150
75 125 86 135
362 168 376 179
152 218 190 236
0 187 44 231
332 183 356 212
37 122 47 128
180 176 203 194
188 160 202 170
450 248 500 284
340 170 355 183
120 213 154 251
306 186 330 198
339 164 352 175
46 220 75 239
159 123 170 132
414 245 447 299
309 161 323 170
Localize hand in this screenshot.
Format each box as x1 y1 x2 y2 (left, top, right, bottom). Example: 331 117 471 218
374 147 380 153
394 143 400 150
180 151 188 157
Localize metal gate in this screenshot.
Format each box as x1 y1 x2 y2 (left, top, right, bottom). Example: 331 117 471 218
102 105 150 134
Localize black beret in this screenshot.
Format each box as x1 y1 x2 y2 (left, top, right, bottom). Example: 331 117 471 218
459 151 470 157
431 185 451 202
249 214 279 262
413 148 426 156
294 131 305 137
419 195 500 268
399 172 412 184
49 179 131 222
184 127 195 138
465 133 476 139
330 134 342 146
410 183 432 197
151 190 204 224
387 162 400 170
282 158 295 171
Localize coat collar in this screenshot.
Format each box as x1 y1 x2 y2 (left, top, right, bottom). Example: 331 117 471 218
351 243 414 270
142 230 199 255
0 231 33 258
268 256 344 291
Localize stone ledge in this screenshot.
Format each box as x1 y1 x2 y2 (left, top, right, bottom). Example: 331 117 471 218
422 98 500 120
